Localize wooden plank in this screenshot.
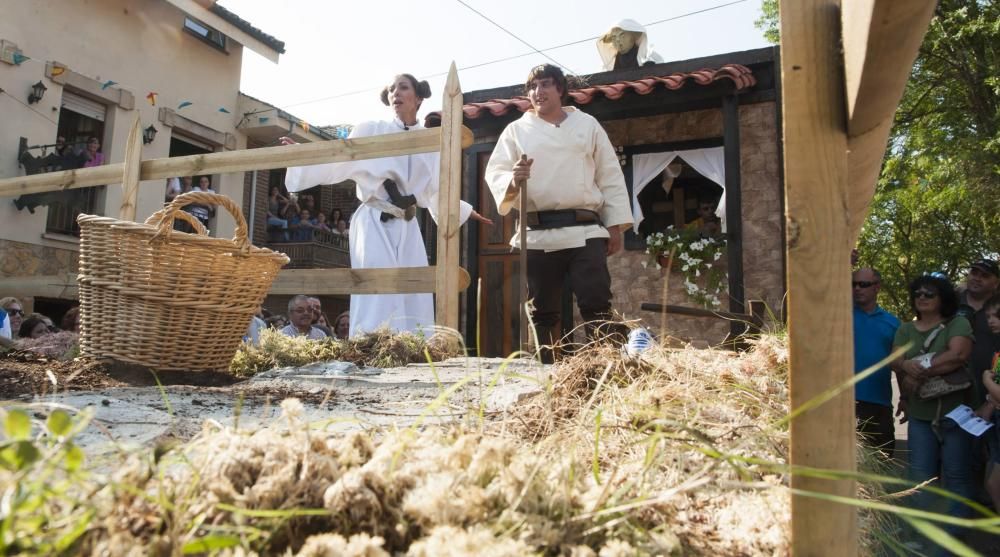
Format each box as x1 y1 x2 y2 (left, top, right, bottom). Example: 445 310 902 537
435 62 463 330
639 302 762 325
0 267 471 299
269 266 470 296
780 1 857 555
0 127 475 197
842 0 935 240
118 113 143 221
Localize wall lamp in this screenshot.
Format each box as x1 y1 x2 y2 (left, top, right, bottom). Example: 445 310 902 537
142 125 158 145
27 80 46 104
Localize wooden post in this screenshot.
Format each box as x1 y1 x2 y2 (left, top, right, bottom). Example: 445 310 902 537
780 1 856 555
118 113 143 221
435 62 463 330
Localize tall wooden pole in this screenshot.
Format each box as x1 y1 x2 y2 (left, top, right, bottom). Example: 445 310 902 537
780 1 857 555
435 62 463 330
118 113 143 221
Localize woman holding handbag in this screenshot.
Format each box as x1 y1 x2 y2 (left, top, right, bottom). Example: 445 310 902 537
891 274 975 535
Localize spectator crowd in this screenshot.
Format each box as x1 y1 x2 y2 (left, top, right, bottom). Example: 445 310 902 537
851 256 1000 548
265 188 350 243
0 297 81 349
242 295 349 344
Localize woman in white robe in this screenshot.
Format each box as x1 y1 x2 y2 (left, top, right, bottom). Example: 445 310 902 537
282 74 491 336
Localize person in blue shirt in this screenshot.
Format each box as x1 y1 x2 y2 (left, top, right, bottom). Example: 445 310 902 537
852 267 901 459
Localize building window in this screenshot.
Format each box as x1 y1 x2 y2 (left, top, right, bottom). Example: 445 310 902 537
184 17 226 51
46 91 106 236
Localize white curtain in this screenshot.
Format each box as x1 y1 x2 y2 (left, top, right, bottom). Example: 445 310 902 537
630 146 727 232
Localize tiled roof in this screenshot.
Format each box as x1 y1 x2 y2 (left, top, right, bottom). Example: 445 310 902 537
211 3 285 54
461 64 756 120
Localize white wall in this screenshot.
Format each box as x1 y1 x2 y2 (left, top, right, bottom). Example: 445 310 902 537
0 0 253 244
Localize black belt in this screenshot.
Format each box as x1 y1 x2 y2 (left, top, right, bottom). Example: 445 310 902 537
526 209 602 230
380 179 417 222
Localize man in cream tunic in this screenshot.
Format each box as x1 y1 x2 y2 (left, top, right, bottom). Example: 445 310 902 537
485 64 633 361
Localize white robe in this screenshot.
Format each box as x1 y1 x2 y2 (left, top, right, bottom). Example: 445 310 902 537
285 118 472 336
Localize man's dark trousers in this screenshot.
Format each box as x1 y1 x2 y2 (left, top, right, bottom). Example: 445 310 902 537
527 238 620 361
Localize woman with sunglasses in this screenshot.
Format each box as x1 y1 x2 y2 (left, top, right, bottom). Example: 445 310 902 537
890 274 975 540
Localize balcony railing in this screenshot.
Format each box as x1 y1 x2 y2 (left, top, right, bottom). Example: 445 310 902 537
260 228 350 269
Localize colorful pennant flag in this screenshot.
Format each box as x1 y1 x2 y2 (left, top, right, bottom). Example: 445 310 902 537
100 80 116 90
50 66 66 77
12 53 29 65
146 92 158 106
259 116 270 124
218 107 231 113
300 121 309 133
177 101 192 110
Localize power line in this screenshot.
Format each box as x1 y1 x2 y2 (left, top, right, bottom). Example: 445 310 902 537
453 0 575 74
280 0 749 111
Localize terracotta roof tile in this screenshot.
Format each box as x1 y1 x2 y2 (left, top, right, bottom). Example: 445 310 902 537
460 64 756 120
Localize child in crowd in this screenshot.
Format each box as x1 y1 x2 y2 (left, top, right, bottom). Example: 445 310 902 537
977 295 1000 511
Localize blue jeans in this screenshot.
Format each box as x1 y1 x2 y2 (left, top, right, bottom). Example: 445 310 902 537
907 417 975 530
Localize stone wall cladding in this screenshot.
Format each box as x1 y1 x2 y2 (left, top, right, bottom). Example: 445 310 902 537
738 102 784 314
597 102 782 345
0 238 80 311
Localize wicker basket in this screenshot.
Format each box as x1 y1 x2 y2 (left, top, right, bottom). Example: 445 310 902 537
76 191 289 371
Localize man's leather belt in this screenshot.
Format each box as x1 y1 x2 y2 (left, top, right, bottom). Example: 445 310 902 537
526 209 603 230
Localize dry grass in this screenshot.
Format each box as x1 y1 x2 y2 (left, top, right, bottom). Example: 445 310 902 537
6 333 918 555
229 327 463 377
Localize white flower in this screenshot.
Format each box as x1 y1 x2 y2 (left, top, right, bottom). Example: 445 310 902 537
695 268 701 277
641 260 648 268
655 262 662 270
714 251 722 261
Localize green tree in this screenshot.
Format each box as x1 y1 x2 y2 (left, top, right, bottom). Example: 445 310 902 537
755 0 1000 317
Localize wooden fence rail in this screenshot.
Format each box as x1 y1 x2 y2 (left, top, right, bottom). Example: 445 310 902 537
0 63 471 330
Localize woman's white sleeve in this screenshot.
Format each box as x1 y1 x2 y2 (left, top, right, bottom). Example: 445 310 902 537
285 122 379 193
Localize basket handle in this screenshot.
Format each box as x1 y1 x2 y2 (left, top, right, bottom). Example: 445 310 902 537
151 191 251 252
145 207 209 235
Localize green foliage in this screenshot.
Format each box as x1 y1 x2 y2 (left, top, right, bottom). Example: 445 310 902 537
857 0 1000 318
755 0 779 44
0 407 95 555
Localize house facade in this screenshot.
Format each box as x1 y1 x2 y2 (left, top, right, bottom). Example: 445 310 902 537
454 47 784 355
0 0 292 319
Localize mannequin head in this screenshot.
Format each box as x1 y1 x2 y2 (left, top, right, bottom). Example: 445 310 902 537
603 28 640 55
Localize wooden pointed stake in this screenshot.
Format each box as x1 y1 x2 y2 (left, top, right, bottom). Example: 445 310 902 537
780 0 856 554
435 61 463 330
118 113 143 221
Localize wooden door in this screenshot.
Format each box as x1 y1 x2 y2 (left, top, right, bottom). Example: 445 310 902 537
475 151 521 357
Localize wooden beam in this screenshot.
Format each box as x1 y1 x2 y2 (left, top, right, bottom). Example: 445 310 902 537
842 0 935 240
118 113 143 221
268 267 470 296
0 127 474 198
435 62 463 331
780 1 857 555
722 94 745 337
0 267 472 299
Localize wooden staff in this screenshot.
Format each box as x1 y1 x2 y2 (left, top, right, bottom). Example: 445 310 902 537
517 154 528 355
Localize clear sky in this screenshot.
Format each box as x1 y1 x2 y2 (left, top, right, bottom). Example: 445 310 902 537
224 0 770 128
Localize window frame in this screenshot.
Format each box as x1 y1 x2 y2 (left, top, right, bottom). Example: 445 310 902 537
183 16 227 52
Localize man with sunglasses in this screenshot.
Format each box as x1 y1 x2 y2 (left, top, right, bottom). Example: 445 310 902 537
852 268 900 458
